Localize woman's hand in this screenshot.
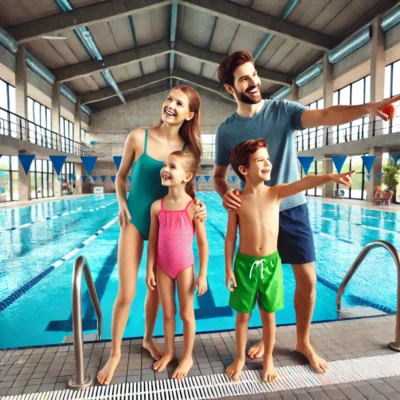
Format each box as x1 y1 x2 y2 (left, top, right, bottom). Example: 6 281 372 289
194 199 207 222
146 269 157 291
195 274 208 296
118 203 131 227
222 189 241 211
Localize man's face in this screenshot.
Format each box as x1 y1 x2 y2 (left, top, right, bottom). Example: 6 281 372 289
229 61 262 105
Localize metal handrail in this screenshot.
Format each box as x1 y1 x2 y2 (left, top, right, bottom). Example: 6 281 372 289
336 240 400 352
68 256 102 390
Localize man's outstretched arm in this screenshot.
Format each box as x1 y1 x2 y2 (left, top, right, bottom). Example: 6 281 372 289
301 94 400 129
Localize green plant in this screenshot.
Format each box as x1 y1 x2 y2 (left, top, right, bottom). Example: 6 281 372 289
382 161 400 191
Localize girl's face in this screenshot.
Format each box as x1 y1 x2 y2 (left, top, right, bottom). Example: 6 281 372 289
161 89 194 125
160 155 192 187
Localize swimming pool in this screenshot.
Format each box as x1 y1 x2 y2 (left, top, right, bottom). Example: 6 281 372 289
1 193 399 349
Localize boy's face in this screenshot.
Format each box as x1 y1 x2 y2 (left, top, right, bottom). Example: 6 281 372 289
228 61 262 105
240 147 272 182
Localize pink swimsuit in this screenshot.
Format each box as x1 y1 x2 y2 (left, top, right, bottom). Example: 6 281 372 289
157 198 195 279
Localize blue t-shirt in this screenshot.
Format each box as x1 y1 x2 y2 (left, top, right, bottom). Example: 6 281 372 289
215 99 306 211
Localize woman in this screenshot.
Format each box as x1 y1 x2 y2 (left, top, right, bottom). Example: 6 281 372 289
97 86 206 385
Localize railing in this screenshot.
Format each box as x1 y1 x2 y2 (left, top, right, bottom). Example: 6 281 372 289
336 240 400 352
296 117 400 152
0 107 90 156
68 256 102 390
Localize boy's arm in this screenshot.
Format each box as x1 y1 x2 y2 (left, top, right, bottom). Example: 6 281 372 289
225 211 238 291
276 171 354 200
194 213 209 295
146 201 160 290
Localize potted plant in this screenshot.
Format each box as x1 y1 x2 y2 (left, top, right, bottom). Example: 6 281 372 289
382 160 400 203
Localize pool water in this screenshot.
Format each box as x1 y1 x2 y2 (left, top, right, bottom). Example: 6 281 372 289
0 193 399 349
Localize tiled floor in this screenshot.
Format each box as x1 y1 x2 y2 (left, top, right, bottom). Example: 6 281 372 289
1 315 399 398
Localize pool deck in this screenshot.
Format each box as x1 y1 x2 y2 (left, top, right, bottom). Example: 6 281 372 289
1 315 399 399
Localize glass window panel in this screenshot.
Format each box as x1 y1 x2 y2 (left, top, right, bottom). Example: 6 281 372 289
28 98 34 121
11 156 18 171
0 80 7 110
12 171 19 201
0 155 10 170
384 65 391 99
365 76 370 103
8 86 16 114
0 170 11 201
351 79 364 105
393 61 400 96
36 173 42 198
30 173 36 199
333 91 338 106
339 85 350 105
317 99 324 109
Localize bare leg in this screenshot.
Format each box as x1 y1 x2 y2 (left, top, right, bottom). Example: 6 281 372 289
226 312 250 381
259 309 277 382
153 267 176 373
292 262 327 373
97 223 143 385
143 288 165 360
172 267 195 379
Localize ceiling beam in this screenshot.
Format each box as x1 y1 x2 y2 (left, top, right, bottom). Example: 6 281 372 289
53 39 170 83
80 69 243 105
180 0 339 51
90 83 171 113
54 39 293 86
7 0 170 44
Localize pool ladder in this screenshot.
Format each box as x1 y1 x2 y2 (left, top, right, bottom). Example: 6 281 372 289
68 256 102 390
336 240 400 352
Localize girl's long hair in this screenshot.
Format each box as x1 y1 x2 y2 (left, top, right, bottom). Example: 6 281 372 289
159 85 202 159
170 150 200 198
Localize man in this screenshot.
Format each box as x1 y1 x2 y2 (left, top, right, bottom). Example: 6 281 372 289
213 51 399 373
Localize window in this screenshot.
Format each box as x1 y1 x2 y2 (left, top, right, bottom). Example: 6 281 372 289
0 79 16 137
201 134 215 160
80 128 86 143
300 160 323 197
60 117 74 153
61 162 75 195
335 155 366 200
30 159 54 199
383 59 400 135
27 97 52 147
296 99 324 151
0 155 19 202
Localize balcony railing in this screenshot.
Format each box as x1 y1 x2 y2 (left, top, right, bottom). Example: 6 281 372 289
0 107 90 156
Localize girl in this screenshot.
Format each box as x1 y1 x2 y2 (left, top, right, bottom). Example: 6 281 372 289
97 86 207 385
146 150 208 379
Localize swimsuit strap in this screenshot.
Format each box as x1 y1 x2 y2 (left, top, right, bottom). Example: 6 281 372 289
184 198 194 211
144 129 149 154
182 143 187 151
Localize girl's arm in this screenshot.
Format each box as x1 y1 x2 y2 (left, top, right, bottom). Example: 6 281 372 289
225 211 238 292
194 211 208 296
146 200 160 291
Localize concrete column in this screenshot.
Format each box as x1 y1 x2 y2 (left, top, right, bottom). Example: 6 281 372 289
74 163 83 194
74 100 82 143
323 53 334 146
369 16 385 137
54 175 62 197
52 83 62 151
15 46 27 119
289 80 298 102
18 151 30 201
322 156 334 198
366 147 383 202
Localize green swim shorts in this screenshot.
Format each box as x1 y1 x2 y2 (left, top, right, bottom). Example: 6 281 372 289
229 250 284 313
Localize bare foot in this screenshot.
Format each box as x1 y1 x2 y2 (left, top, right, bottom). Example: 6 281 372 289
226 357 245 381
296 343 327 373
172 356 193 379
153 352 176 373
247 340 264 359
143 338 165 361
262 357 277 383
97 354 120 385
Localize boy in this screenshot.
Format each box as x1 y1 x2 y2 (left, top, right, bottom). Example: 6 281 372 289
225 139 353 382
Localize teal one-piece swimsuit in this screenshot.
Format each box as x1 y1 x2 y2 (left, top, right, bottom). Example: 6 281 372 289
126 129 186 240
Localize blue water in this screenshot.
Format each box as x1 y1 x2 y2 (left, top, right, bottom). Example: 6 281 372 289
0 193 399 349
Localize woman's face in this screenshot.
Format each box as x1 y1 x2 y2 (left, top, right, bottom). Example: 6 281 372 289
161 89 194 125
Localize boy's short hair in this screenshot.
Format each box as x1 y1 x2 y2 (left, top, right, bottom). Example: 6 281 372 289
218 51 254 86
230 139 268 182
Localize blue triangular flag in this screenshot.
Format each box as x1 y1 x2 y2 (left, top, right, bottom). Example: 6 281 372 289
195 176 201 182
231 176 237 183
204 175 211 182
128 176 131 183
92 175 98 182
18 154 35 175
392 153 400 166
82 176 89 182
361 155 376 174
332 156 347 173
297 156 314 175
49 155 67 176
80 156 97 176
366 174 371 181
100 175 107 183
375 172 383 181
113 156 123 171
110 176 116 184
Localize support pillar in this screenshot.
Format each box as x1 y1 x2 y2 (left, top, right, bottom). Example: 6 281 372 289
366 148 383 202
323 53 334 146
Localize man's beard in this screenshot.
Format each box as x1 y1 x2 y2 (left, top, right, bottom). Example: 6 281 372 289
235 85 262 105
